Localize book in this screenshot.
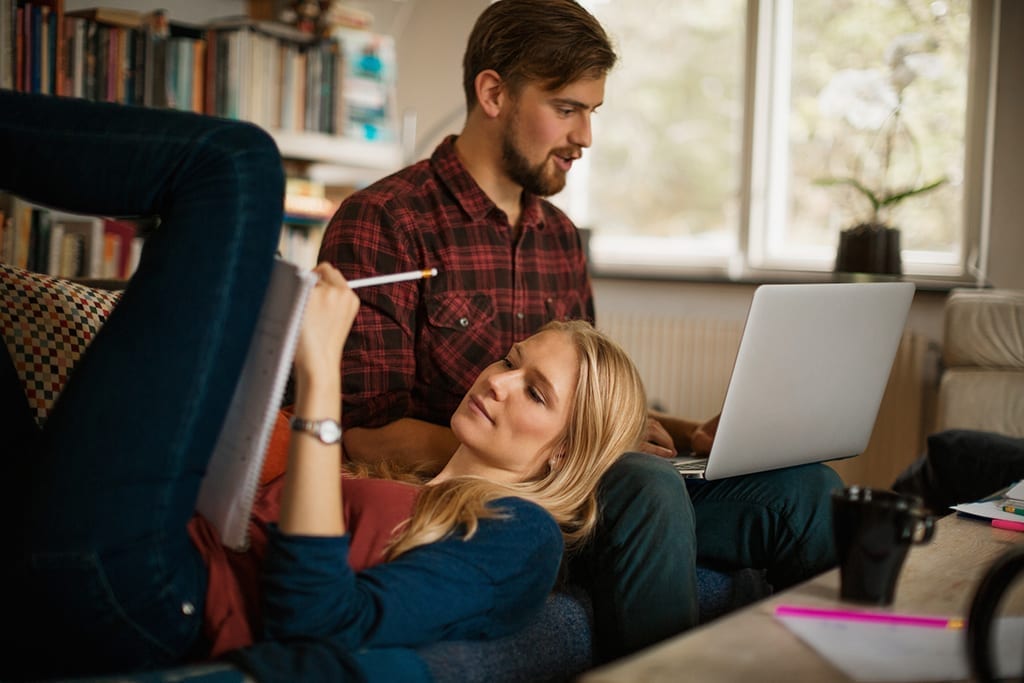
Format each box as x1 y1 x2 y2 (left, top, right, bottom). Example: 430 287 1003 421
102 218 136 279
11 197 33 269
29 207 51 272
0 209 7 263
46 218 64 275
58 229 82 277
196 258 318 550
57 214 104 277
0 0 13 90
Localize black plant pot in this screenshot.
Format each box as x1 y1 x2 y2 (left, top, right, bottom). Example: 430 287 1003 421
835 223 903 277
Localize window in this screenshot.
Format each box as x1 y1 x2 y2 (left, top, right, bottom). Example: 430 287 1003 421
558 0 984 280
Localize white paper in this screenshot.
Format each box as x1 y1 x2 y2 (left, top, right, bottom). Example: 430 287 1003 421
197 259 317 550
775 615 1024 682
950 499 1024 524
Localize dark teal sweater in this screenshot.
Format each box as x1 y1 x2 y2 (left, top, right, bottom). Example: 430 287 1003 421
229 497 562 682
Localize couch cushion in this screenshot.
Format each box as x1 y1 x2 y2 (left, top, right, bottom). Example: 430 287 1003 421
937 370 1024 438
943 288 1024 369
0 263 121 426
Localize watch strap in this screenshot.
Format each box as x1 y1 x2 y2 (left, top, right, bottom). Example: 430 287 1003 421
289 416 342 445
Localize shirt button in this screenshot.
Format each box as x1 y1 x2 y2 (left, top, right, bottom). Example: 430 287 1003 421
181 601 196 616
516 312 525 320
459 317 470 327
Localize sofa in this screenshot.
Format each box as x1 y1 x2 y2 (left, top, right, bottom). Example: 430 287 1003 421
893 287 1024 512
935 287 1024 437
0 263 770 682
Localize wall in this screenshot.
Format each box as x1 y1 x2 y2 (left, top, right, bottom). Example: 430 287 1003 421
985 0 1024 289
389 0 488 160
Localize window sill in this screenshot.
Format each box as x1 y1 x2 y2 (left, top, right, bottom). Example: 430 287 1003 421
589 265 986 294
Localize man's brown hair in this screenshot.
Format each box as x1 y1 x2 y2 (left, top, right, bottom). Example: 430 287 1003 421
462 0 617 109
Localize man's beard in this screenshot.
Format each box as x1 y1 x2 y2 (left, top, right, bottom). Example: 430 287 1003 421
500 121 568 197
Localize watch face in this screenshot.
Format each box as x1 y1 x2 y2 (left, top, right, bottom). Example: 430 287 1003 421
319 420 342 444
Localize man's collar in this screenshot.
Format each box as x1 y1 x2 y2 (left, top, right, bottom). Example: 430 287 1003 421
431 135 545 231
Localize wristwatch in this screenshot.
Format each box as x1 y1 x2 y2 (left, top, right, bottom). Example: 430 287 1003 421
289 417 342 445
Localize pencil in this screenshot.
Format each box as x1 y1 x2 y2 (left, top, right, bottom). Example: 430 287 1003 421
774 604 965 629
348 268 438 289
1001 503 1024 516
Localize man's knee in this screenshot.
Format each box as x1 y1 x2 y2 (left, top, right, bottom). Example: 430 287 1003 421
774 463 841 577
597 453 695 536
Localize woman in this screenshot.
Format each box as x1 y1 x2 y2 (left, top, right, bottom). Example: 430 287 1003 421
2 91 648 682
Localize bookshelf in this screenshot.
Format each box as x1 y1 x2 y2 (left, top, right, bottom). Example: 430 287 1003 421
271 128 402 181
2 1 406 274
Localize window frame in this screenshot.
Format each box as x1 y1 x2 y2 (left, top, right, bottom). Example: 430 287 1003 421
580 0 998 287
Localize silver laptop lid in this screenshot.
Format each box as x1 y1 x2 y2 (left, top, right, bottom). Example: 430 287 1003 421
703 281 915 480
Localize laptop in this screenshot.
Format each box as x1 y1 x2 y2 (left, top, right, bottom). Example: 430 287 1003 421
668 281 915 480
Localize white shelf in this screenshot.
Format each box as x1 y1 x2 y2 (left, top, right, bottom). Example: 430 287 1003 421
269 129 402 170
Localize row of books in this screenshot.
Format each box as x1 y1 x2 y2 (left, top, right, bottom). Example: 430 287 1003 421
278 223 325 271
0 195 142 280
278 177 337 269
0 173 342 280
3 2 398 141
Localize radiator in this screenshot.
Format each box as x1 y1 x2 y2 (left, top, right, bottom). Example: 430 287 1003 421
597 314 939 489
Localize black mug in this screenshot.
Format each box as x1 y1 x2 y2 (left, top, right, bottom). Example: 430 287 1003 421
831 486 936 605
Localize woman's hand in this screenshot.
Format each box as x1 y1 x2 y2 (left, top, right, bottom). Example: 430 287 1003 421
293 262 360 384
280 262 359 538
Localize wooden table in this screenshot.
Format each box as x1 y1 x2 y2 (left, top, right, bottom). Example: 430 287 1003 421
582 515 1024 682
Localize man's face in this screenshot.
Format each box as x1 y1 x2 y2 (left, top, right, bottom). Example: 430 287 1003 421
500 76 606 197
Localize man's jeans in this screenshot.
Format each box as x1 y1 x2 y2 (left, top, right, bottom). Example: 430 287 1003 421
570 452 841 661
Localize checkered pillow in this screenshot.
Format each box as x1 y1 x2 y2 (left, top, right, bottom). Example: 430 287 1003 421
0 263 122 426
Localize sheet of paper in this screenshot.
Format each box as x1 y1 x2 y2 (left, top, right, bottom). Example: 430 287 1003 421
775 615 1024 682
950 499 1024 524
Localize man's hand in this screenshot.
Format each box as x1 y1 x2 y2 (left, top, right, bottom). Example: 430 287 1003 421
637 416 678 458
690 414 719 458
638 411 722 459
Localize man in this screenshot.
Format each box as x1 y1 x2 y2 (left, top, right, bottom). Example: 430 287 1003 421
319 0 840 661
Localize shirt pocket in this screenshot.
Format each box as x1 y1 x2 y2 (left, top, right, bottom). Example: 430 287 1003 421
421 292 500 396
544 289 589 322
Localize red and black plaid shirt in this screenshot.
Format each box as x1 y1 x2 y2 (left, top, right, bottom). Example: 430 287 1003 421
318 135 594 429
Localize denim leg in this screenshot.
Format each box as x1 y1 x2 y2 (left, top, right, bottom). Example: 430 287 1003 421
2 91 283 676
688 463 842 590
567 452 699 663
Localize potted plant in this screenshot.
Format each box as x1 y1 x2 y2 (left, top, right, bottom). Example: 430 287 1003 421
816 34 949 277
818 174 946 277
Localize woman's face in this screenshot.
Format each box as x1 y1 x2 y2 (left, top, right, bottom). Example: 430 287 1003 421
450 329 579 480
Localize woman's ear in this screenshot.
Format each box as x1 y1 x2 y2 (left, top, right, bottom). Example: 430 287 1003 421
474 69 506 119
548 447 567 471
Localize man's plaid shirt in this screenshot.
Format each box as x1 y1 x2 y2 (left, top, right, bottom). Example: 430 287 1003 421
318 136 594 430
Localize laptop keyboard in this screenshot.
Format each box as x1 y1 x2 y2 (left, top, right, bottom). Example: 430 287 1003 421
670 458 708 474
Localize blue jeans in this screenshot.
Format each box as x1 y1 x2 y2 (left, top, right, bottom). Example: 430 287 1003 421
570 452 841 661
2 91 284 679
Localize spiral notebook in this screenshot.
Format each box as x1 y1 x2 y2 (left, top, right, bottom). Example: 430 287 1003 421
196 259 317 551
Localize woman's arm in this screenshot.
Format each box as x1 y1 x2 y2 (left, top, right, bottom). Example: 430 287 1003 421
261 497 563 648
277 263 360 536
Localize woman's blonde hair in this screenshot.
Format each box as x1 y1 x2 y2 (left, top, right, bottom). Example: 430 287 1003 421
368 320 648 559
